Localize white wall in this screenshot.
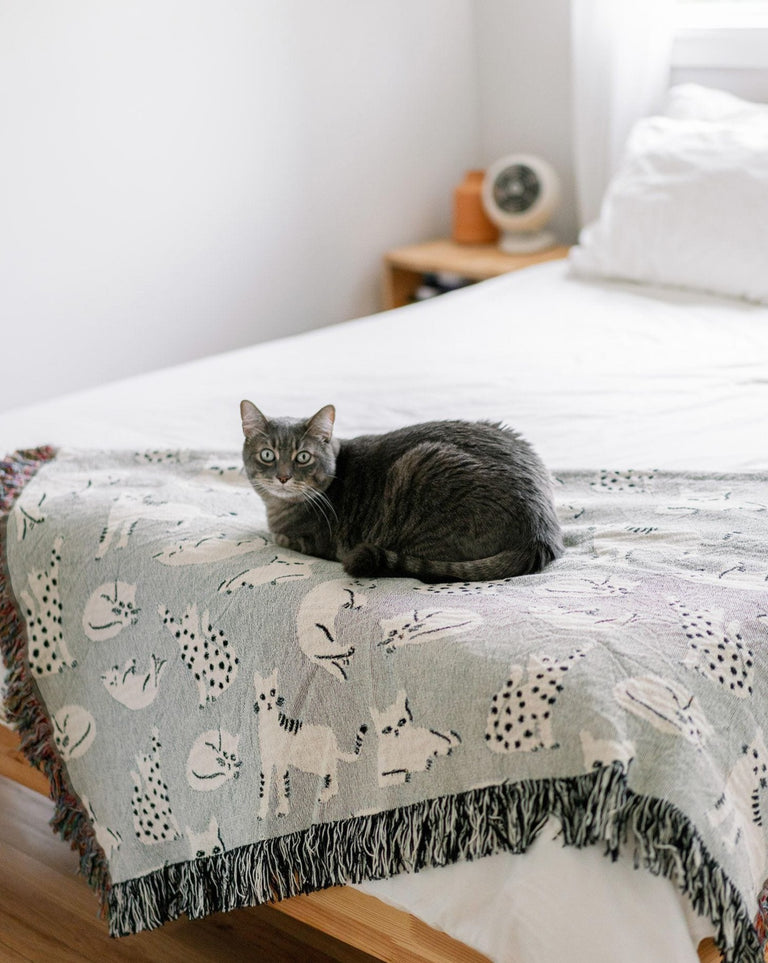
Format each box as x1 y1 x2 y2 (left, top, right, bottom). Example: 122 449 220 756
473 0 578 247
0 0 479 411
6 2 765 416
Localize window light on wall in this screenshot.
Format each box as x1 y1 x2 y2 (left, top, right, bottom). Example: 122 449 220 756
677 0 768 21
674 0 768 68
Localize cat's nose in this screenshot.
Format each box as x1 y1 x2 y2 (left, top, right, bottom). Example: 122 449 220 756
277 474 292 485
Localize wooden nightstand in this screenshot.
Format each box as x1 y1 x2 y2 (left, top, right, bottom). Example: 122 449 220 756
382 239 570 310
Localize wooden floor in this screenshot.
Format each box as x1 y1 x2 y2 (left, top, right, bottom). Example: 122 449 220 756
0 773 729 963
0 775 380 963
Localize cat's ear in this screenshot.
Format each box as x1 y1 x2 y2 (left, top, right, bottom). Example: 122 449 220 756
305 404 335 443
396 690 412 721
240 400 268 439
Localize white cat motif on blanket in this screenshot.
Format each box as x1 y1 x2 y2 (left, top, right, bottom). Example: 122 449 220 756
101 655 166 710
371 690 461 786
186 816 226 860
296 579 372 680
186 730 242 791
614 675 714 749
217 551 314 595
82 580 140 642
51 703 96 761
253 670 367 819
377 608 482 654
707 733 768 888
96 493 213 558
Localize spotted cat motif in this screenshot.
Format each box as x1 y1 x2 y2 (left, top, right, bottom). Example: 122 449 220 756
134 449 190 466
486 646 592 753
20 536 75 676
670 599 754 698
591 469 656 494
159 604 239 707
130 728 181 845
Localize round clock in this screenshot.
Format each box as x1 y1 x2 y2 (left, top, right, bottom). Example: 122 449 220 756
481 154 560 254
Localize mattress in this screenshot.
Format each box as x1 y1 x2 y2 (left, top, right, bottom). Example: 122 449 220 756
2 259 767 962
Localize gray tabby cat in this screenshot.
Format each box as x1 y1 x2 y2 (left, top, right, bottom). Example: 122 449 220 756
240 401 563 583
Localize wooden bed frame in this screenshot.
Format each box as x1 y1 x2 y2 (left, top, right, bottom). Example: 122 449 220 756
0 724 726 963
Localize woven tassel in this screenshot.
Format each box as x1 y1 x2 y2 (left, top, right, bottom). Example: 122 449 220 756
103 770 761 961
1 447 112 920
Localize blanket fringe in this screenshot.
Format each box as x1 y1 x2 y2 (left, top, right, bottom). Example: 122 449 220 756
0 447 111 919
0 447 763 961
108 765 761 962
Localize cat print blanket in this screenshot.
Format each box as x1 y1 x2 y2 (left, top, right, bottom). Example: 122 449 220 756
2 447 768 961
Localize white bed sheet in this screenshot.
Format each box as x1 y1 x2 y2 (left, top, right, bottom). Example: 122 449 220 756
3 260 767 962
2 260 766 472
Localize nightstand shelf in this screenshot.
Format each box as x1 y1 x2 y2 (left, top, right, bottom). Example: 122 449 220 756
382 239 570 310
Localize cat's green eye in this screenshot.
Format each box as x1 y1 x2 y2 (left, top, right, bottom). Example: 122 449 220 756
295 450 312 465
259 449 275 464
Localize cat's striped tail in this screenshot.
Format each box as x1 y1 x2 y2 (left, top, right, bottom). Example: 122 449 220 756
341 541 560 584
339 723 369 763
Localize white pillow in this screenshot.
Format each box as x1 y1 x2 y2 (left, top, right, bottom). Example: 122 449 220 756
664 82 768 123
569 93 768 304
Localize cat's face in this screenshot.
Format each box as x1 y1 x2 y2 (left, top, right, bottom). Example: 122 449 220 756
253 670 283 714
240 401 337 503
188 816 225 859
373 691 412 739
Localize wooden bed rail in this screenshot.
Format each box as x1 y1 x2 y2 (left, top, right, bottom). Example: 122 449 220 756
0 720 49 795
0 723 487 962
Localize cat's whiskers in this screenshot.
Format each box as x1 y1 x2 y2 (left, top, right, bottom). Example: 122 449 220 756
314 487 338 524
302 488 332 533
302 487 337 536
